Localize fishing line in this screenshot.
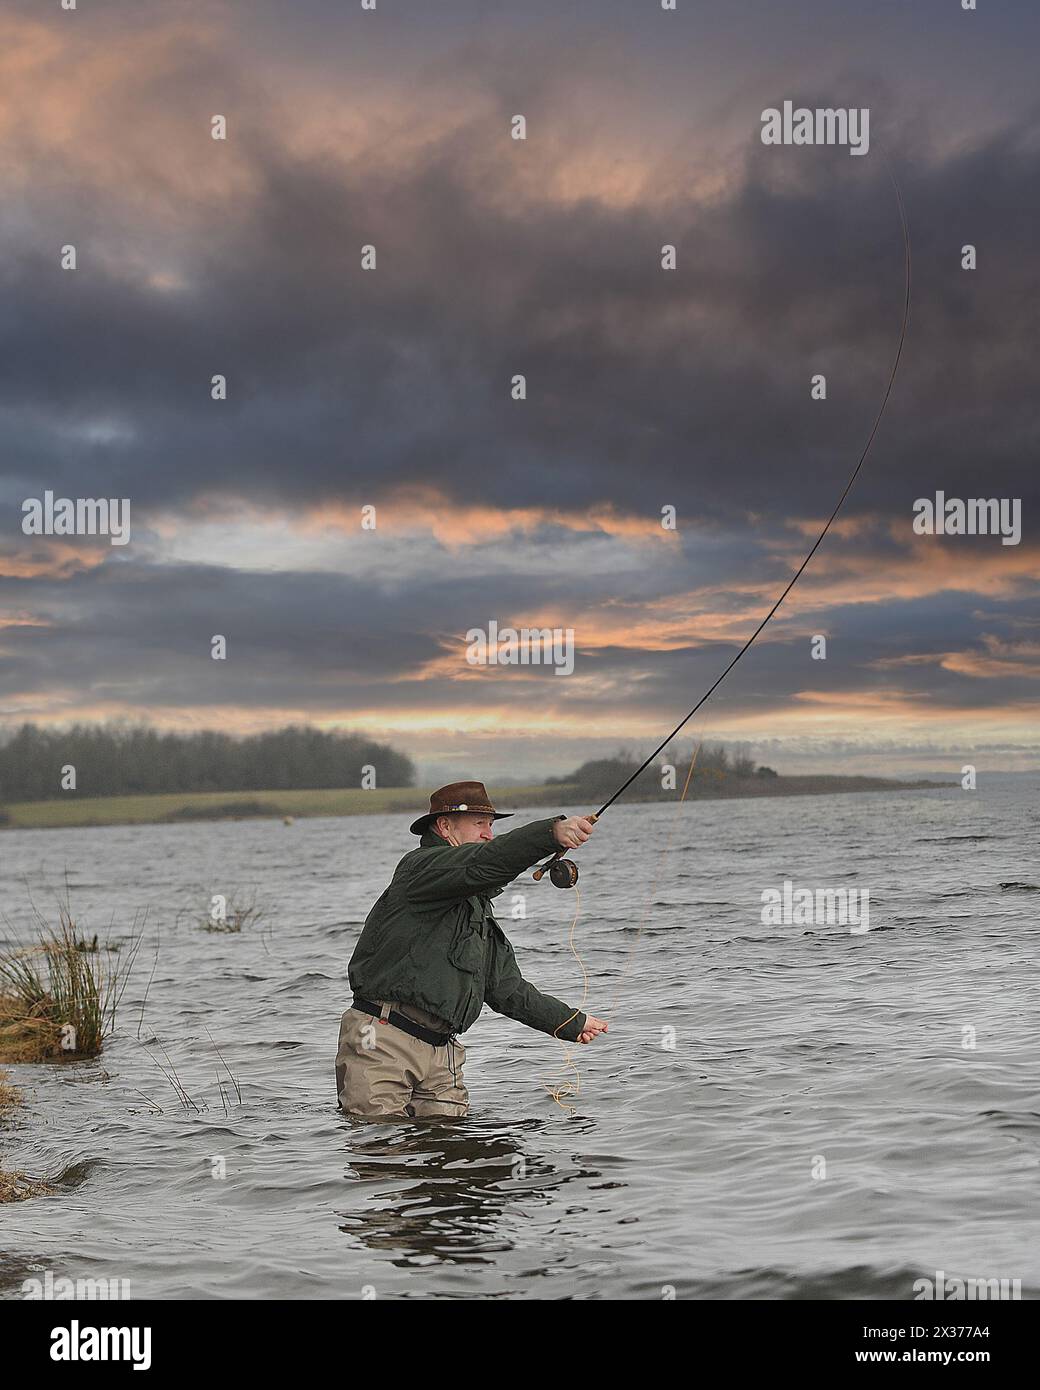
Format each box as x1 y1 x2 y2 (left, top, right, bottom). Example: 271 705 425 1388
602 736 704 1020
543 885 587 1111
542 733 703 1107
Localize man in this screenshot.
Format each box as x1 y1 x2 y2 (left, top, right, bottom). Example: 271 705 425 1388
336 780 608 1119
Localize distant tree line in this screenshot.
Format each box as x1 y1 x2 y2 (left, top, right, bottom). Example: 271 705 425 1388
0 723 415 802
545 744 777 799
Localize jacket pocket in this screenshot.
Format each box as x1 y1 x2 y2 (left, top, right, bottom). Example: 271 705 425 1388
447 900 486 976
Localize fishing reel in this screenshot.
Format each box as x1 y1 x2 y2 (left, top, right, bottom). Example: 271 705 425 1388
540 857 579 889
532 813 598 888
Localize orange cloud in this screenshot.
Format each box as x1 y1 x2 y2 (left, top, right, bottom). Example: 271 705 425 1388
0 15 232 202
0 540 110 580
151 488 673 552
794 686 1040 722
163 490 1039 613
871 635 1040 680
0 4 702 267
941 652 1040 678
7 682 1037 757
759 530 1040 607
302 492 671 549
938 634 1040 680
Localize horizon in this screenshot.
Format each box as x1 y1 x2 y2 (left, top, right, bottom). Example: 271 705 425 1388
3 715 1036 789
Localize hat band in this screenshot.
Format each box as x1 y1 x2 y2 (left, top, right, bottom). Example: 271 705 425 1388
436 802 495 814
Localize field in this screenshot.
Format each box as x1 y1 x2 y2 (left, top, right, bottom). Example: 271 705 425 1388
0 784 583 831
0 776 948 832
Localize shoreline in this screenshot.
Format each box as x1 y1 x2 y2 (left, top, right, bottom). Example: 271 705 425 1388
0 775 954 833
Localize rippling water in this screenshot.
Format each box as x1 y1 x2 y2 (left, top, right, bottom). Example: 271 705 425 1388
2 777 1038 1300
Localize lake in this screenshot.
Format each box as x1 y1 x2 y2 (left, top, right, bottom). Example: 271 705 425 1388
1 777 1037 1299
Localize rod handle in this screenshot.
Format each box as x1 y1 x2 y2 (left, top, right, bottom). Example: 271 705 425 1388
532 813 599 880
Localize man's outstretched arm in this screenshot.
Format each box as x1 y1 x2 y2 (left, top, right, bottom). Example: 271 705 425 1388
484 923 607 1045
405 816 595 902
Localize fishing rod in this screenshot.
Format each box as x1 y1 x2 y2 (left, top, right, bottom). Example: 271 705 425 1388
535 148 911 890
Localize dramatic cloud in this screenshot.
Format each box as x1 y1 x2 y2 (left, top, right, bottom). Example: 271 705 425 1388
1 2 1037 775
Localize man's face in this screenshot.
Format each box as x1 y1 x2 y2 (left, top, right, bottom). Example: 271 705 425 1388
436 812 494 845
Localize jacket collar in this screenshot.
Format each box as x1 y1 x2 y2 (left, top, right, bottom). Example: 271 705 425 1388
415 830 505 898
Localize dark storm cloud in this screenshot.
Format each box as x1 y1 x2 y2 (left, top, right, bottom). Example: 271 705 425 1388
2 13 1038 537
0 559 442 709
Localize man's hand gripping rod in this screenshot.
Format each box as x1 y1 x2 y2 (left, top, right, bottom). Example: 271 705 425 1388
532 814 599 888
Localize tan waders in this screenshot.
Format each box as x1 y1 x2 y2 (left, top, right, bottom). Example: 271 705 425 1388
335 1001 469 1120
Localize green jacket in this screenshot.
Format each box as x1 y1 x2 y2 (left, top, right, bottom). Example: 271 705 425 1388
348 816 587 1042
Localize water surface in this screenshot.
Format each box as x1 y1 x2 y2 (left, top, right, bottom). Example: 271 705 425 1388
1 779 1037 1299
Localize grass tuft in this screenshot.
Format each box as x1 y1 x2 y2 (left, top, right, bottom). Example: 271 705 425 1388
0 902 139 1063
199 888 265 934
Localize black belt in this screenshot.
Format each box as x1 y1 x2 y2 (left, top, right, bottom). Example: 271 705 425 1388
353 996 454 1048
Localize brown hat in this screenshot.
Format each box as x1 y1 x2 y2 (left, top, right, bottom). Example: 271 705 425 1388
410 780 514 836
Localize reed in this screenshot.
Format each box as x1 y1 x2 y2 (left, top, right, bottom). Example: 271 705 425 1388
1 1066 53 1203
0 903 139 1063
0 1067 20 1115
199 888 265 934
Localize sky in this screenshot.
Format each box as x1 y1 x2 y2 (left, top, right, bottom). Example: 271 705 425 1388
1 0 1038 784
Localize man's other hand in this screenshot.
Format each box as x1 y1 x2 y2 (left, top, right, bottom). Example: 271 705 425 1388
576 1015 608 1045
552 816 596 850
